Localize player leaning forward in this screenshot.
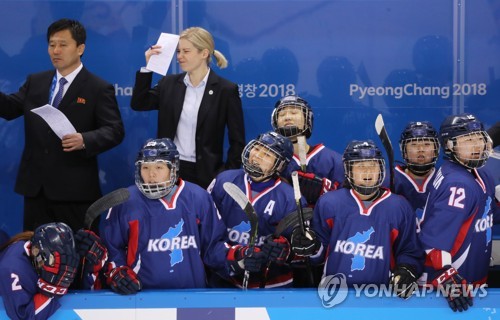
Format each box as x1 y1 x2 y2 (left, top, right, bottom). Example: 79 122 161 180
101 138 233 293
419 113 499 312
291 140 424 298
208 131 307 288
0 222 106 320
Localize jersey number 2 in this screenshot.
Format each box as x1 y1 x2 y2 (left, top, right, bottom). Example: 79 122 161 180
448 187 465 209
11 273 22 291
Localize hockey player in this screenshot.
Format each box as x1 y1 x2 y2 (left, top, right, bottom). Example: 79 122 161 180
271 95 344 206
209 131 307 288
101 138 231 294
419 113 498 312
0 223 80 320
291 140 423 298
395 121 440 228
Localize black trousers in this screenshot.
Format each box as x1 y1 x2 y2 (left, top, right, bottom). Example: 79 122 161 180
179 160 204 188
23 189 96 233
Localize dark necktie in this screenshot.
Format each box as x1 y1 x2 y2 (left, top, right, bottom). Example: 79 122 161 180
53 77 68 108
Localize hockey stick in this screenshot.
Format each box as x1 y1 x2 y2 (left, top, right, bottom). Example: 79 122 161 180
297 136 308 172
375 114 395 192
222 182 258 290
80 188 130 280
84 188 130 229
291 171 315 286
259 200 314 288
274 207 313 237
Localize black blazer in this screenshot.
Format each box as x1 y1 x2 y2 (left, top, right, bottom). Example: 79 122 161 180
131 70 245 188
0 67 124 201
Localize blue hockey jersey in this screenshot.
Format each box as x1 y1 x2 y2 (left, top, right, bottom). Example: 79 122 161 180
419 160 499 285
209 169 307 288
312 188 423 285
101 180 229 289
394 165 436 226
0 241 60 320
281 143 345 187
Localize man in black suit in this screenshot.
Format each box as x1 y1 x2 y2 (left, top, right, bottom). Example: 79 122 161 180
0 19 124 232
131 27 245 189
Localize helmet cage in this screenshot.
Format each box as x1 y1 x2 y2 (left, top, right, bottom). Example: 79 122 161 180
31 222 75 271
400 137 440 175
446 131 492 169
242 140 287 181
135 139 180 199
271 96 313 139
135 159 178 199
344 158 386 195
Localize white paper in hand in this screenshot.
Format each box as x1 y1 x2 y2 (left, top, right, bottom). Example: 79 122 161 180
146 33 180 76
31 104 77 139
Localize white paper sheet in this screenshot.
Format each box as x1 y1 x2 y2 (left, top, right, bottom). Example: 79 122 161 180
31 104 77 139
146 33 180 76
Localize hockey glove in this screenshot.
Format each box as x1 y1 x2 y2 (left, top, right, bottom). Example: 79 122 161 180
390 264 418 299
261 235 290 265
227 245 265 274
105 265 142 295
297 171 333 205
75 229 108 274
291 227 320 257
37 250 79 296
432 266 473 312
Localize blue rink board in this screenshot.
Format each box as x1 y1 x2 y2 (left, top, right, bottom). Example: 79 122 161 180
1 289 499 319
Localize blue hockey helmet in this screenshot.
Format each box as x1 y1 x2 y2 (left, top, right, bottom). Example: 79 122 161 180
135 138 180 199
31 222 75 270
271 95 314 139
399 121 440 175
342 140 386 195
439 113 492 169
242 131 293 181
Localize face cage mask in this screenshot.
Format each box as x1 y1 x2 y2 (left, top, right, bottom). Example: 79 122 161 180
401 137 439 176
135 160 177 199
272 105 311 139
344 159 386 196
31 243 55 271
242 141 283 182
448 131 492 169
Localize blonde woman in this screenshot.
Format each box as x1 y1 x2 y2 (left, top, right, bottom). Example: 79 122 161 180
131 27 245 189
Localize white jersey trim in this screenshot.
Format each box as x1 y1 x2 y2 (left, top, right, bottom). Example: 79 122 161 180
395 165 435 193
350 188 391 216
243 174 282 205
291 143 325 166
473 169 486 193
159 180 186 210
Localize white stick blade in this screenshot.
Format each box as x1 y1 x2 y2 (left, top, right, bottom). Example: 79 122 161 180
297 136 307 168
223 182 248 210
291 171 302 201
375 114 385 135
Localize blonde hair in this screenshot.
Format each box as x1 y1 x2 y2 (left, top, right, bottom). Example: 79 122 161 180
180 27 228 69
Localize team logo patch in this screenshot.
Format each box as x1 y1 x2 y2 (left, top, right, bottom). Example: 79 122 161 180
334 227 384 271
147 219 198 268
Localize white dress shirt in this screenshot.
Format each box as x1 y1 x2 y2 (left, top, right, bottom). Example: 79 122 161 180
51 63 83 105
174 69 210 162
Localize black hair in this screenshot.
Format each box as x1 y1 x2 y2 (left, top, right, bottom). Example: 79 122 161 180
47 18 86 46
